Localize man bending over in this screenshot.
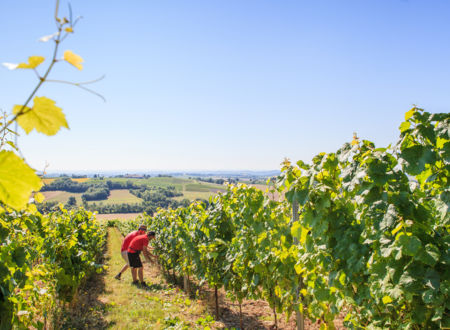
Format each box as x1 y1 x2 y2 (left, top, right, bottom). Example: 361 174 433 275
115 224 147 280
127 231 157 288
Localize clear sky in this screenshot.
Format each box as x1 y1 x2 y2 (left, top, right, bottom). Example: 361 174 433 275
1 0 449 172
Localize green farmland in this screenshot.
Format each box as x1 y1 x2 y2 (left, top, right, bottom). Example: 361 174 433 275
41 177 226 206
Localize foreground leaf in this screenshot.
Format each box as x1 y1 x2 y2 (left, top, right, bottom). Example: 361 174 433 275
17 56 45 69
382 296 393 304
13 96 69 135
63 50 83 70
0 151 42 210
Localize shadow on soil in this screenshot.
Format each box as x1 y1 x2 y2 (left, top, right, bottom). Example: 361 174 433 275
160 267 272 330
58 258 114 329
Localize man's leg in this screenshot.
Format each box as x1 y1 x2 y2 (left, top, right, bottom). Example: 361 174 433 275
119 264 129 274
131 267 138 282
137 267 150 288
116 252 130 279
138 267 144 282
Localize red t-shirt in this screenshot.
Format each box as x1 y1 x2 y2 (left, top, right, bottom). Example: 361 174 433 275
127 234 149 253
121 230 143 252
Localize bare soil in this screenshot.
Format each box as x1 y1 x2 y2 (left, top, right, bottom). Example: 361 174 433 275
160 269 346 330
95 213 142 221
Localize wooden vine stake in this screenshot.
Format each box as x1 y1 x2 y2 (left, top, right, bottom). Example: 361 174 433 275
214 285 219 320
239 300 243 330
292 201 305 330
273 304 278 329
269 289 278 329
183 274 190 294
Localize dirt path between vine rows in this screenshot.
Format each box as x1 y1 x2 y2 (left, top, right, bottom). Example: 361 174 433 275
62 228 345 329
61 228 211 329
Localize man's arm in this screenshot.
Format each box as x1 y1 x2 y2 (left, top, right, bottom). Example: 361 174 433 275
143 246 157 262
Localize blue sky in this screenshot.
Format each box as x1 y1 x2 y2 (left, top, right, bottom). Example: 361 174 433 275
1 0 449 171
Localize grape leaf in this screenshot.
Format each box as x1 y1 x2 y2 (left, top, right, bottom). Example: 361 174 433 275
63 50 83 70
0 151 42 210
13 96 69 135
17 56 45 69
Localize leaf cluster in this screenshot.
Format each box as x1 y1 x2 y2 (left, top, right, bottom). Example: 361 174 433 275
0 206 105 329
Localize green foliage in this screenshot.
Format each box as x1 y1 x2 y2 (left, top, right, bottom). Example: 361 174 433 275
276 107 449 328
0 206 105 329
0 151 42 209
0 2 105 329
118 107 449 329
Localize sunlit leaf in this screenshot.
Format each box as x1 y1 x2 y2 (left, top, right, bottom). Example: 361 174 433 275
391 223 403 236
27 203 38 214
294 263 304 275
34 192 45 203
12 105 31 118
13 97 69 135
65 27 73 33
399 121 410 133
291 221 301 239
63 50 83 70
17 56 45 69
0 151 42 210
382 296 393 304
351 132 359 146
405 107 415 121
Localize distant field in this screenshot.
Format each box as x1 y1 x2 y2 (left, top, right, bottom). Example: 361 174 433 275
42 178 90 184
95 213 142 221
173 191 219 201
88 189 142 205
42 189 142 205
185 183 213 192
42 177 228 208
72 178 90 183
89 177 192 192
90 177 226 199
42 191 84 204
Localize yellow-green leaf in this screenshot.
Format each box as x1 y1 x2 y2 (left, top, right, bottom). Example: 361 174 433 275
12 105 31 118
13 96 69 135
294 263 305 275
405 107 415 121
382 296 393 304
17 56 45 69
399 121 410 133
300 226 308 245
351 132 359 146
291 222 308 245
391 223 403 236
34 192 45 203
291 221 301 239
65 27 73 33
27 203 38 214
63 50 83 70
436 137 448 149
0 151 42 210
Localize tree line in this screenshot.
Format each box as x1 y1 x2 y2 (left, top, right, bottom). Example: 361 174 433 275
38 179 198 214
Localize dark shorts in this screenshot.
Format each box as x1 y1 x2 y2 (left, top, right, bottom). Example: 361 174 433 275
128 251 142 268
